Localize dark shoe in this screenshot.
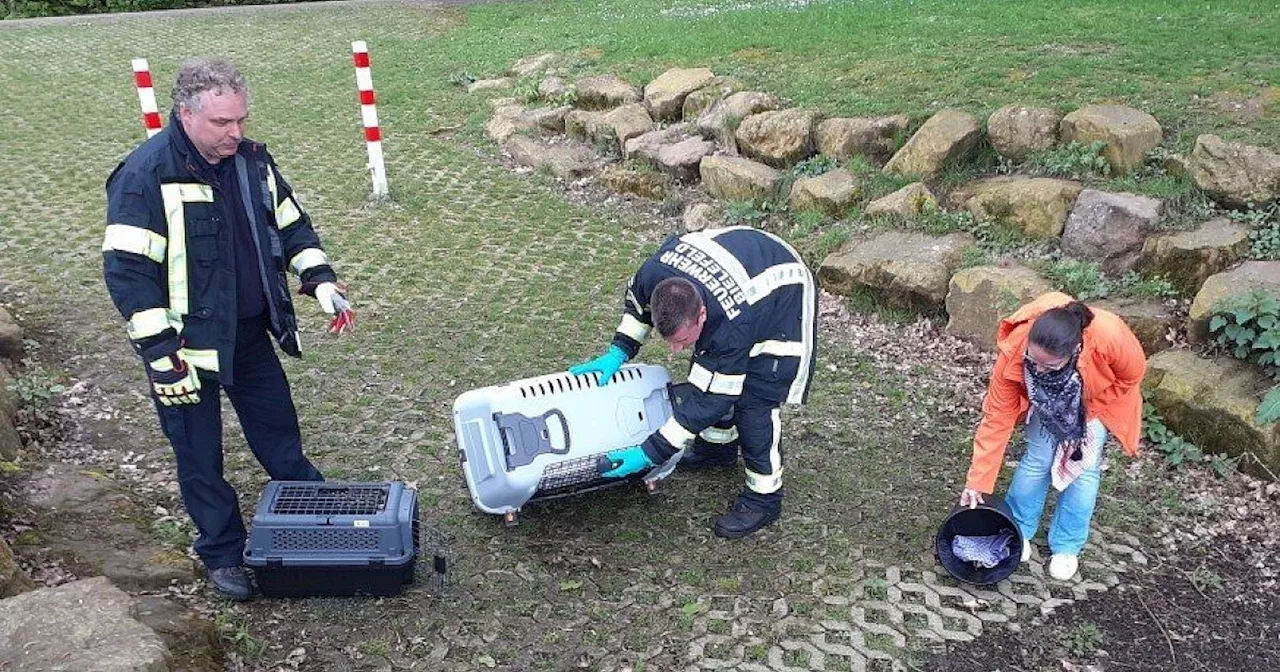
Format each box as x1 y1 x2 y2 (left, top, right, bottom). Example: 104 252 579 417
209 566 254 601
679 441 738 469
713 500 781 539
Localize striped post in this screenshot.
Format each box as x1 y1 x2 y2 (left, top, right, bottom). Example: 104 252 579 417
132 59 163 138
352 41 389 197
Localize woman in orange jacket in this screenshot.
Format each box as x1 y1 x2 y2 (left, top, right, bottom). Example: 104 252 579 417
960 292 1146 580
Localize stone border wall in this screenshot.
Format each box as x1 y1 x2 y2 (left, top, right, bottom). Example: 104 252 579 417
469 53 1280 477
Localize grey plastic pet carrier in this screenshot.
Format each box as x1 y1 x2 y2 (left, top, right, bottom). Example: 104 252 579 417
242 481 418 597
452 364 678 524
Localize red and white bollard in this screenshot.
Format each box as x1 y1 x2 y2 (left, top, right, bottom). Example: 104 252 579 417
132 58 163 138
351 41 389 198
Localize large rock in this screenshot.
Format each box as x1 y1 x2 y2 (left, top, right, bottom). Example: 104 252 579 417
819 230 976 308
699 156 781 202
644 67 716 122
944 265 1054 348
133 597 222 672
0 411 19 461
1139 218 1251 296
484 104 571 143
504 136 595 180
1093 297 1175 355
865 183 937 219
697 91 783 147
0 535 34 598
953 177 1083 238
683 203 721 232
788 169 860 217
1145 350 1280 478
657 137 716 182
566 104 654 151
599 165 669 200
815 115 910 165
1187 134 1280 209
1059 105 1162 175
884 109 981 177
735 108 821 168
509 52 558 78
624 127 685 163
17 464 197 592
487 96 519 111
1188 261 1280 343
1060 189 1163 274
682 76 745 122
467 77 515 94
0 306 22 361
987 105 1062 160
0 577 170 672
537 76 570 102
0 363 20 462
574 74 641 111
0 364 16 421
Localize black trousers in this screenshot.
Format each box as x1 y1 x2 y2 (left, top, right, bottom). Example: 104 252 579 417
695 392 785 513
151 317 322 569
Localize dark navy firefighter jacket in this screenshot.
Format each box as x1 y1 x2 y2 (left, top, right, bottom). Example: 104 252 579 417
103 115 337 386
609 226 818 465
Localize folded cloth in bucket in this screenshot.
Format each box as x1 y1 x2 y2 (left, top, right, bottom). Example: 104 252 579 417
951 531 1015 569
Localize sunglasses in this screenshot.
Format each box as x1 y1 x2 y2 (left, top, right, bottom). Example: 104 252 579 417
1024 352 1072 374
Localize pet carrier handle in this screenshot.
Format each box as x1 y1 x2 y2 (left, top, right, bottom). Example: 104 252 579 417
540 409 571 451
495 408 571 470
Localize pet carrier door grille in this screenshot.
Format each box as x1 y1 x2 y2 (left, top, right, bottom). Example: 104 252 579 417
269 484 389 516
270 528 382 551
536 455 606 495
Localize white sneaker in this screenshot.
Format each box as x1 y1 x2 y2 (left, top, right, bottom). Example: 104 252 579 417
1020 540 1031 563
1049 554 1079 580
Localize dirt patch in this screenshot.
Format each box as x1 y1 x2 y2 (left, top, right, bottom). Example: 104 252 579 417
926 545 1280 671
1210 91 1266 125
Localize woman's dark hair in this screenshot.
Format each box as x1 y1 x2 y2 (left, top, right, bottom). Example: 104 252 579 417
1028 301 1095 356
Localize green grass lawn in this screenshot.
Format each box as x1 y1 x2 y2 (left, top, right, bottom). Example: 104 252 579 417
0 1 1275 669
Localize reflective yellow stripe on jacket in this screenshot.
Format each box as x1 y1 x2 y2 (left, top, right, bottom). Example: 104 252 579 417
159 182 213 316
265 167 303 229
103 224 166 263
289 248 330 275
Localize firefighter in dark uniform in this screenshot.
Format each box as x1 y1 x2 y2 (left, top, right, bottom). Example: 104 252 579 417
571 226 818 538
102 59 353 600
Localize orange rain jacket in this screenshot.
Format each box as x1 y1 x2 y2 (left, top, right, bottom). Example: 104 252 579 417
965 292 1147 494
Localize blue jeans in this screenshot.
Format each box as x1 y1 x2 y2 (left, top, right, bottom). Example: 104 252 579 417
1005 412 1106 556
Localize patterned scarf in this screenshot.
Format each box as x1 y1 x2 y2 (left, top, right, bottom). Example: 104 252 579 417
1023 349 1086 461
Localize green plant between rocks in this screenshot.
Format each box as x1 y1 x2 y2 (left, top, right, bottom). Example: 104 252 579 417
1209 289 1280 424
724 199 775 226
1037 259 1109 301
1143 401 1242 476
1230 202 1280 260
1023 141 1112 180
512 78 541 104
7 356 64 409
1036 260 1178 301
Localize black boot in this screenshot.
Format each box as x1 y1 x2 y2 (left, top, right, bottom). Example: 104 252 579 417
713 492 781 539
679 439 739 469
209 566 254 601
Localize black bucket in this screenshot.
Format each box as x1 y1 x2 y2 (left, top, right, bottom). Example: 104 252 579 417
935 493 1023 586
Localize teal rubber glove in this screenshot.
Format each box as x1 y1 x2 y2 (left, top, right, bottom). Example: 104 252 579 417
568 344 628 386
599 446 655 478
